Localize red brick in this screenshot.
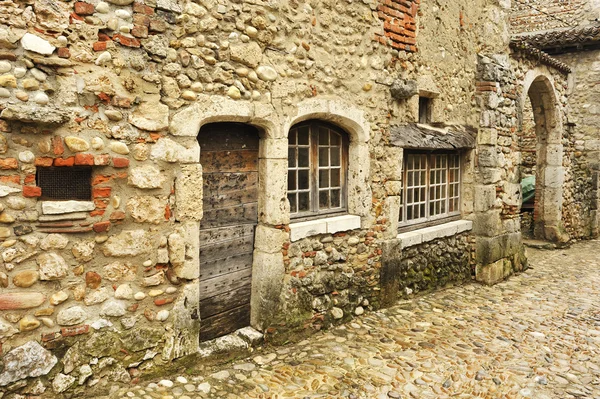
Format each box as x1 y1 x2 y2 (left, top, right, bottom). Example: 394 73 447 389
131 25 148 38
113 34 140 48
24 174 35 184
92 174 111 186
154 297 174 306
74 1 95 15
61 324 90 337
23 186 42 198
89 210 105 217
0 158 18 170
93 221 111 232
35 157 55 167
54 157 75 167
109 211 126 221
94 154 111 166
92 187 112 198
75 153 94 166
53 136 64 156
70 12 84 22
0 175 20 185
57 47 70 58
133 2 154 15
94 199 109 209
98 32 111 42
112 157 129 168
93 41 107 52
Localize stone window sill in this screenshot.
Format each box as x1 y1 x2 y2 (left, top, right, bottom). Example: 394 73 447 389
396 220 472 249
289 215 361 242
41 200 95 215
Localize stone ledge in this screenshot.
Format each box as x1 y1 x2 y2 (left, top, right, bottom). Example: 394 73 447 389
289 214 361 242
397 220 473 249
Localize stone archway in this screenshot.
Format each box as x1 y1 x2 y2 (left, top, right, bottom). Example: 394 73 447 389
520 71 567 242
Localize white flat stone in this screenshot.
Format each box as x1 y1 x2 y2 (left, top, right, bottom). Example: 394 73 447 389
21 33 56 55
41 201 95 215
289 219 327 242
0 185 21 197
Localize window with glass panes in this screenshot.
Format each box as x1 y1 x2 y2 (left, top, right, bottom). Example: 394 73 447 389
288 122 348 218
400 152 461 225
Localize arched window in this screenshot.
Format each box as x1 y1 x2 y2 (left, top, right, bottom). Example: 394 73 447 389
287 121 349 218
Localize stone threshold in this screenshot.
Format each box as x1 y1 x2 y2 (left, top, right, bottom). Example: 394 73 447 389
197 327 264 358
396 220 473 248
522 238 571 250
289 214 361 242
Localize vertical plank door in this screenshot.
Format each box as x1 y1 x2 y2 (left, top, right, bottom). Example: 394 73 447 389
197 123 259 341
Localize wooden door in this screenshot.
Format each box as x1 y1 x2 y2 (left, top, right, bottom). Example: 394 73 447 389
198 123 259 341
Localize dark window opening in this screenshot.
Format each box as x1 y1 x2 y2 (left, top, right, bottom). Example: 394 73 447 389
37 167 92 201
419 96 432 124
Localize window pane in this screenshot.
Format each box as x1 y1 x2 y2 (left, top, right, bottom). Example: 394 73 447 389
298 127 309 145
319 169 329 187
298 170 309 190
330 132 340 146
288 171 296 190
319 190 329 209
331 189 340 207
319 128 329 145
298 148 309 167
299 192 310 212
331 168 340 186
288 148 296 167
289 129 297 145
330 148 340 166
288 193 297 213
319 148 329 166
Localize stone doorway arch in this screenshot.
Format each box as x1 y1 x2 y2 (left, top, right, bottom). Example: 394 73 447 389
520 71 567 242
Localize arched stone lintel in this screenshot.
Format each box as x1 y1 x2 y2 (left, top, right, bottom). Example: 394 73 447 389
521 67 563 145
169 96 281 140
286 98 373 221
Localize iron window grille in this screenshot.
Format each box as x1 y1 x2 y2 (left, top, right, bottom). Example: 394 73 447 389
37 166 92 201
287 121 349 219
400 151 461 227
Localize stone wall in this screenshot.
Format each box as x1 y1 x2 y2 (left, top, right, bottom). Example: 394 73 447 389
0 0 584 396
381 231 475 305
554 49 600 237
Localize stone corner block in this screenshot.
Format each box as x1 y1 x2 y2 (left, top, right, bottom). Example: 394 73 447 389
175 164 203 222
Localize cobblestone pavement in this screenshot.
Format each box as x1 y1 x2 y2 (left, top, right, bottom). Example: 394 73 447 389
112 240 600 399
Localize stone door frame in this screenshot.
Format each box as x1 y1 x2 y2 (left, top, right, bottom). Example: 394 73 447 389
520 68 567 242
170 96 372 347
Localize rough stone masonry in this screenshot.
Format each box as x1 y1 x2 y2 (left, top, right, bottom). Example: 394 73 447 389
0 0 596 397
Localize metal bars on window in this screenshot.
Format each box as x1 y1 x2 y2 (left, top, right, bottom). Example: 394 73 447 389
288 122 348 218
37 167 92 201
400 152 461 226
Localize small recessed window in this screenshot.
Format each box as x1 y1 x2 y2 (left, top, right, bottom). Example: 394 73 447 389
419 96 432 124
37 167 92 201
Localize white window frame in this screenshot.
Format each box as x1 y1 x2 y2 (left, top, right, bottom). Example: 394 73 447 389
400 151 462 228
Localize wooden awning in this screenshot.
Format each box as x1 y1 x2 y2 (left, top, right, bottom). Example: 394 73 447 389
389 123 476 150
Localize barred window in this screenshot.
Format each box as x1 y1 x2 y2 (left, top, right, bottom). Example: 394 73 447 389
400 152 461 226
288 121 348 218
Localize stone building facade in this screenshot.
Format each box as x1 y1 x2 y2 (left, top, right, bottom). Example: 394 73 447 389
0 0 595 397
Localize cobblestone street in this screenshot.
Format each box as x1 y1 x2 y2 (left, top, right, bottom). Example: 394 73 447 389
112 240 600 399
